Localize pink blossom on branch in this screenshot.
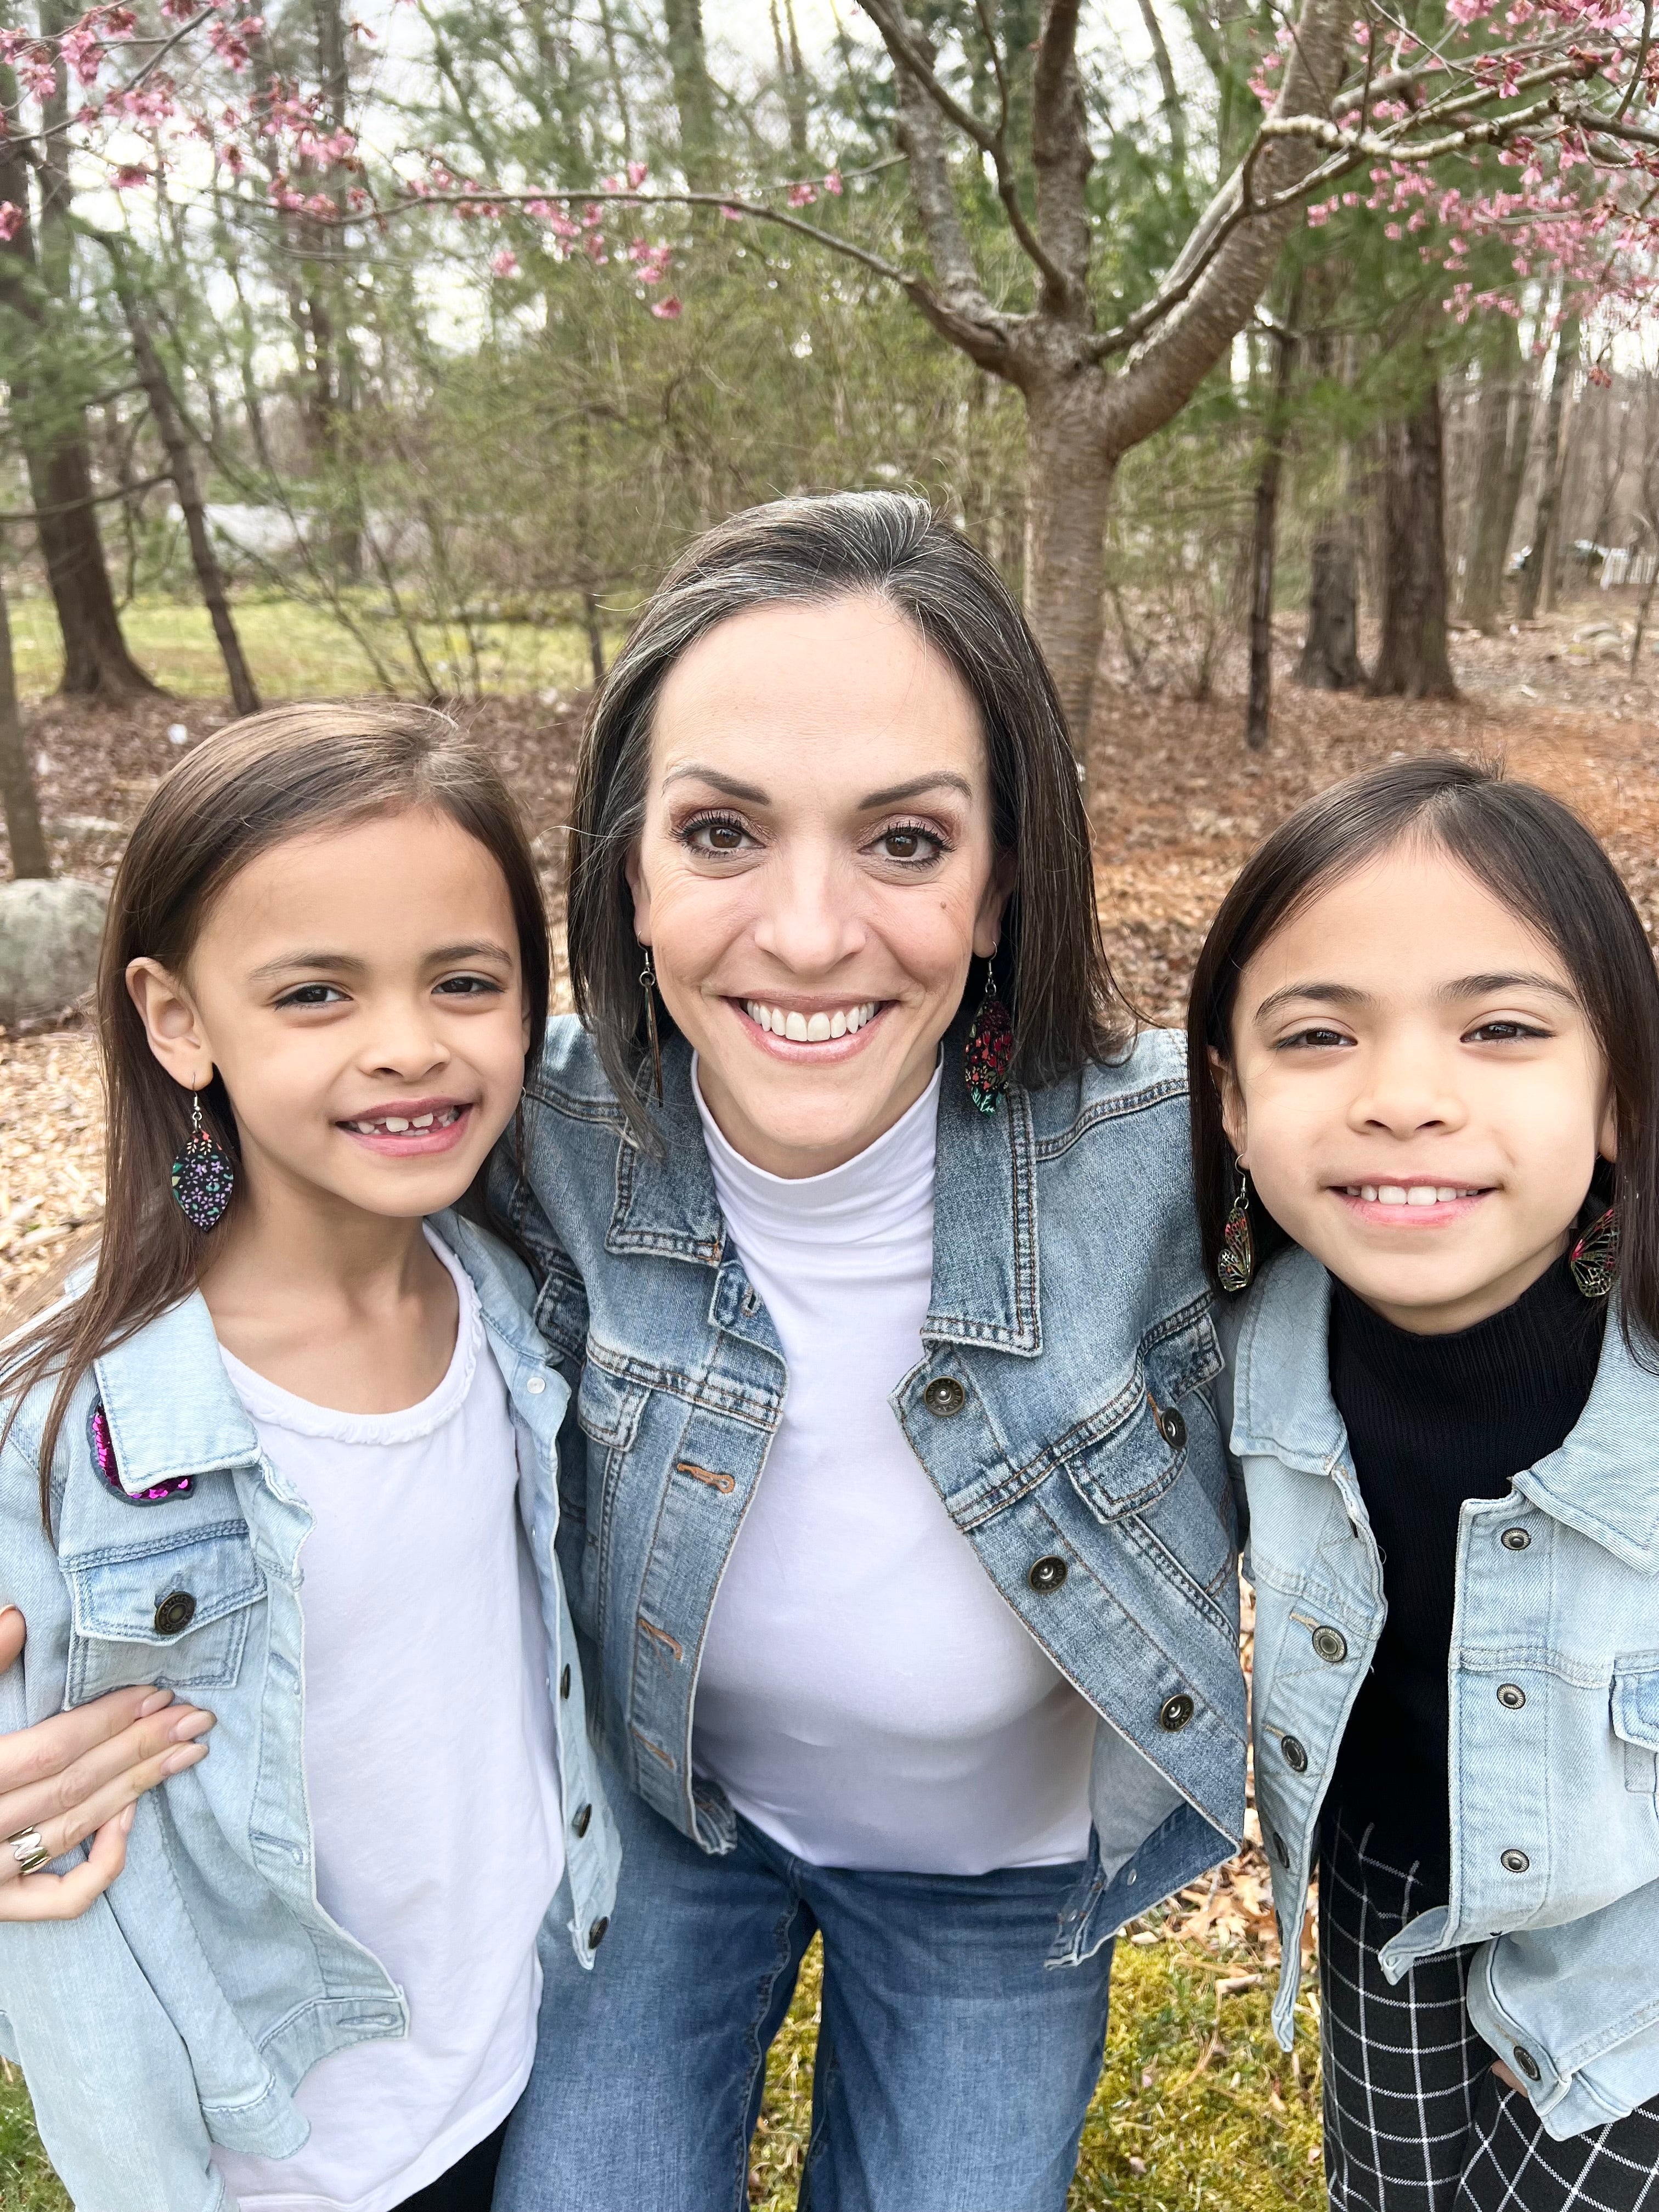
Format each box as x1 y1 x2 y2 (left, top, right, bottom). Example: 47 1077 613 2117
0 201 24 241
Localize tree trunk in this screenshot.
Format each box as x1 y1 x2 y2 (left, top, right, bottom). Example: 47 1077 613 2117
1459 317 1522 632
0 567 50 879
1371 380 1457 699
119 281 261 716
1245 306 1297 749
1518 313 1578 622
1023 384 1116 751
662 0 718 185
1296 519 1363 688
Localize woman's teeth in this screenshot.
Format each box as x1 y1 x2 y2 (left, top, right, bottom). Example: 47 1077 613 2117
342 1107 463 1135
1344 1184 1482 1205
744 1001 878 1042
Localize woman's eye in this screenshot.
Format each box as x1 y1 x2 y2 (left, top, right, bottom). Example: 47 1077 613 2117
681 814 753 855
275 983 346 1009
871 823 945 865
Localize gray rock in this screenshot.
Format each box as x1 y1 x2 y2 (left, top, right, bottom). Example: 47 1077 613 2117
0 877 108 1029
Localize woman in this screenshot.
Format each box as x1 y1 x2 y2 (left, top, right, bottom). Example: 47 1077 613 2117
488 492 1245 2211
4 494 1244 2211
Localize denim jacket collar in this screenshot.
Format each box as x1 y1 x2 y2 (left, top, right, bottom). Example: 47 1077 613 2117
94 1293 262 1500
605 1034 1040 1355
1232 1244 1659 1575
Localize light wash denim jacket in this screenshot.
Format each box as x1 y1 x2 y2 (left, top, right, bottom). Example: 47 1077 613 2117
0 1212 617 2212
489 1016 1246 1960
1221 1245 1659 2139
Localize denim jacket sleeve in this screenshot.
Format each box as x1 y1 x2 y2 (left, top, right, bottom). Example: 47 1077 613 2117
1464 1877 1659 2140
0 1427 228 2212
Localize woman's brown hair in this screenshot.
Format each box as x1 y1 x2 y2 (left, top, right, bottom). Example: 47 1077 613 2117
566 490 1132 1142
1188 754 1659 1362
2 701 550 1526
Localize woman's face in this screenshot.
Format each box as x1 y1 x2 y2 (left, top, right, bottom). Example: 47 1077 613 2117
627 592 1011 1178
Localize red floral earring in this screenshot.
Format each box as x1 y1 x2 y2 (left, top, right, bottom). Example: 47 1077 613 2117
964 958 1013 1115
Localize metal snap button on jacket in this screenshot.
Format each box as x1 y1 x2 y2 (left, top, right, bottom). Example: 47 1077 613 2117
1497 1683 1526 1710
1501 1848 1531 1874
572 1804 592 1838
153 1591 196 1637
1500 1526 1531 1551
923 1376 966 1418
587 1916 610 1949
1154 1405 1186 1449
1159 1692 1194 1732
1027 1554 1068 1594
1512 2045 1542 2082
1279 1735 1309 1773
1311 1625 1348 1663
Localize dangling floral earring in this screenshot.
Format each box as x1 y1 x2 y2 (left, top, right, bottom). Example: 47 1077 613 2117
171 1086 235 1232
640 947 663 1105
1217 1167 1255 1294
1568 1203 1618 1299
964 957 1013 1115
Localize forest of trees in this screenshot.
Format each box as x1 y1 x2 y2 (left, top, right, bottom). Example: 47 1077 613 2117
2 0 1658 872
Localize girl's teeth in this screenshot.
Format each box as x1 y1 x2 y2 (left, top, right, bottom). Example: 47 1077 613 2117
1351 1183 1479 1206
411 1113 435 1130
383 1118 409 1133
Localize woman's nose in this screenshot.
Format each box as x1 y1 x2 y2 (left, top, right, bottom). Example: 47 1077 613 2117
752 853 865 973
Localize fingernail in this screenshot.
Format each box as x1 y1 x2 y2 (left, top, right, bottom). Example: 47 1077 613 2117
119 1803 136 1833
162 1743 207 1775
170 1711 215 1742
138 1689 174 1717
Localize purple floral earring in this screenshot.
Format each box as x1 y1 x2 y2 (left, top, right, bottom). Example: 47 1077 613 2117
171 1087 235 1232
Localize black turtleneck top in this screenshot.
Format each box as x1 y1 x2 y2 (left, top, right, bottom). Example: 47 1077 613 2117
1323 1255 1604 1895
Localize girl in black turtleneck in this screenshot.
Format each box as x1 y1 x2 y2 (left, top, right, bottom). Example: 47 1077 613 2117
1188 756 1659 2212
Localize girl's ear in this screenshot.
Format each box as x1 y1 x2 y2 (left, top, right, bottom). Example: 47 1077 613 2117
1598 1092 1618 1165
1207 1045 1249 1166
126 958 213 1092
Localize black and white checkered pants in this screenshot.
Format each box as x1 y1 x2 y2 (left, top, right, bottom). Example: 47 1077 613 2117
1318 1807 1659 2211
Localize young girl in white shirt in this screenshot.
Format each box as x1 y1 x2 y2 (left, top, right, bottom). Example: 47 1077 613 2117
0 703 613 2212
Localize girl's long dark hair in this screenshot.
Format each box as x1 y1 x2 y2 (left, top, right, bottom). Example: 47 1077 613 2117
2 702 550 1528
567 490 1132 1144
1188 754 1659 1362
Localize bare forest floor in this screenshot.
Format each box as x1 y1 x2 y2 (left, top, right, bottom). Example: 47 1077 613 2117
3 590 1659 2209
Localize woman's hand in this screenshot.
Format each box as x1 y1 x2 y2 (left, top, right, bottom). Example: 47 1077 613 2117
0 1606 215 1922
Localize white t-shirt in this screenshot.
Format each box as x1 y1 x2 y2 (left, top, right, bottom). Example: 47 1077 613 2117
691 1061 1096 1875
212 1234 565 2212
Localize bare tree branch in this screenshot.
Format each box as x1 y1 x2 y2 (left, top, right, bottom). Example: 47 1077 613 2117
1031 0 1092 313
1135 0 1188 177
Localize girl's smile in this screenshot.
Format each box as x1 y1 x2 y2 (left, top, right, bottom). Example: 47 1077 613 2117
1331 1181 1493 1227
335 1096 476 1156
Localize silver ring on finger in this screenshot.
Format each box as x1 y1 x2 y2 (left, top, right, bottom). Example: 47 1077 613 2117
7 1825 51 1877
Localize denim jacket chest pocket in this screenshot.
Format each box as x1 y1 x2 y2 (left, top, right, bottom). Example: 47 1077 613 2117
64 1521 265 1702
1613 1657 1659 1800
1058 1324 1234 1616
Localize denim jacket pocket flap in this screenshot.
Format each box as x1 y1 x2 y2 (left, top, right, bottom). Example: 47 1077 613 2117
66 1526 264 1700
576 1358 647 1453
1612 1657 1659 1793
1060 1390 1181 1523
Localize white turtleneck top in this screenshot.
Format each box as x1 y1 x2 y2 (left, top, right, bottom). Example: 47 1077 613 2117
690 1059 1096 1875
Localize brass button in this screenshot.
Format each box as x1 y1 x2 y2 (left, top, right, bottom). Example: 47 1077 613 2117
572 1803 592 1838
923 1376 966 1418
1027 1554 1068 1594
1500 1848 1531 1874
1500 1527 1531 1552
1159 1692 1194 1733
1497 1683 1526 1710
1311 1626 1348 1664
153 1591 196 1637
560 1664 572 1699
1154 1405 1186 1449
1511 2045 1542 2083
1280 1735 1309 1773
587 1916 610 1949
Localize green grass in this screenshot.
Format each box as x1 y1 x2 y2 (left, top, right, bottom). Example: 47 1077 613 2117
6 593 620 702
2 1944 1323 2209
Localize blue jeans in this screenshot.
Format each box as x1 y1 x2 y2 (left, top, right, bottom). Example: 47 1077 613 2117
497 1774 1115 2212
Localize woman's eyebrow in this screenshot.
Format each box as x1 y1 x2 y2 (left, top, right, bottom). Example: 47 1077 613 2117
858 771 974 808
662 764 770 802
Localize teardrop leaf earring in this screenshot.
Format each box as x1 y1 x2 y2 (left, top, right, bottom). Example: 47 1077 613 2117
1217 1167 1255 1295
171 1087 236 1232
964 958 1013 1115
1568 1203 1618 1300
640 947 663 1104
